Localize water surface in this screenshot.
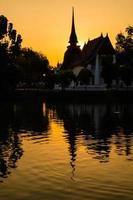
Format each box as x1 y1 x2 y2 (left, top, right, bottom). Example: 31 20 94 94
0 101 133 200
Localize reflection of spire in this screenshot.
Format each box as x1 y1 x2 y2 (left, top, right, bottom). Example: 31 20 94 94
69 7 78 45
68 134 77 180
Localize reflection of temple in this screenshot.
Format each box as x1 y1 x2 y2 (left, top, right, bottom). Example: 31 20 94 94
53 103 133 164
61 8 115 86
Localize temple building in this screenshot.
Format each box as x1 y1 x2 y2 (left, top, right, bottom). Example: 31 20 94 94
61 8 116 86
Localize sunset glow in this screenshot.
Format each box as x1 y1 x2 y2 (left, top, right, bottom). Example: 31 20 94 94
0 0 133 66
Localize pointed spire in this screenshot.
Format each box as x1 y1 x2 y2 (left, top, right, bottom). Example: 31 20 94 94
69 7 78 45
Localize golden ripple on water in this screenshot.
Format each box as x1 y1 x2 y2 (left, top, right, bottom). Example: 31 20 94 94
0 102 133 200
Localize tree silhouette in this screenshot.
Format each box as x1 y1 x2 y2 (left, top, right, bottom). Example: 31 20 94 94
116 26 133 86
16 48 49 86
54 70 75 89
77 68 92 85
101 56 115 88
120 65 133 87
116 26 133 54
0 15 22 94
116 26 133 66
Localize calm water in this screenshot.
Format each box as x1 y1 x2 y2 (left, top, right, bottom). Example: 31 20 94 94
0 101 133 200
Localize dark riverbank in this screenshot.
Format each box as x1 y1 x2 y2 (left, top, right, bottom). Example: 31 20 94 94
10 88 133 103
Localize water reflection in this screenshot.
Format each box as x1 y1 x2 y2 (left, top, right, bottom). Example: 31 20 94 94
0 101 49 182
0 101 133 183
0 103 23 181
12 102 49 133
48 103 133 164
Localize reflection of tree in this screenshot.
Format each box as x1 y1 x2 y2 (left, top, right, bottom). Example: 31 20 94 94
12 102 49 134
0 133 23 180
51 103 133 164
0 103 23 181
0 101 50 182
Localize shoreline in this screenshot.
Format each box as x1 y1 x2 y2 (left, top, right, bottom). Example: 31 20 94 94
13 88 133 103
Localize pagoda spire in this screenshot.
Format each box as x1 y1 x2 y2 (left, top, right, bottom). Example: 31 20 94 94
69 7 78 45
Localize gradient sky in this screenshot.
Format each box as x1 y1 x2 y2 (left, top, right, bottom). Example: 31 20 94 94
0 0 133 66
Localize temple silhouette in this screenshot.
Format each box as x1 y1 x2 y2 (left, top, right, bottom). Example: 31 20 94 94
61 8 82 70
61 8 116 86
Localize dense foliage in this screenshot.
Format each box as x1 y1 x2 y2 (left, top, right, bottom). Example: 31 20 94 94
116 25 133 87
77 68 92 85
16 48 50 85
0 15 22 94
0 15 51 92
116 26 133 54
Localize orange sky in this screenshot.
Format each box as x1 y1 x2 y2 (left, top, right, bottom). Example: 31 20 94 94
0 0 133 66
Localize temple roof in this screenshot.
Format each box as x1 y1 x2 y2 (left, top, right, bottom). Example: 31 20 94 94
81 34 115 65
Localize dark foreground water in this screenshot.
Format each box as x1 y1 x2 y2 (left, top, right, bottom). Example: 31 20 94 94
0 101 133 200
